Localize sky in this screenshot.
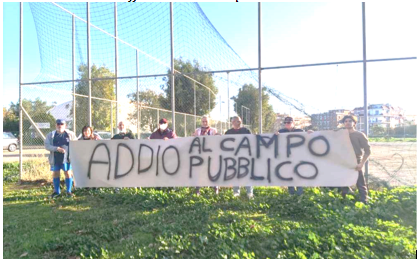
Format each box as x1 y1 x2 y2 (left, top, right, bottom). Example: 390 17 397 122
2 2 418 120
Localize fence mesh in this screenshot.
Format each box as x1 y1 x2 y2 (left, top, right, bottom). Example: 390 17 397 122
16 2 416 187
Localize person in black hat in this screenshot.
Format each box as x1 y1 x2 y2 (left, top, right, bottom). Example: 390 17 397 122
150 118 177 140
112 121 134 140
277 116 313 196
45 119 78 198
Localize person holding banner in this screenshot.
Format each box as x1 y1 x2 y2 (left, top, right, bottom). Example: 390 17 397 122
339 115 370 204
225 116 254 199
150 118 177 140
276 116 312 196
193 116 219 196
45 119 78 198
112 121 135 140
78 125 102 140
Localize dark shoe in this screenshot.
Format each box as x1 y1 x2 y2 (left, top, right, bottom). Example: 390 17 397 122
51 192 60 198
66 192 74 197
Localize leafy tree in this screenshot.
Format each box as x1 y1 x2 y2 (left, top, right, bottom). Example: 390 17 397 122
72 64 116 133
370 124 386 136
231 84 276 133
160 58 218 115
3 106 19 132
127 89 164 132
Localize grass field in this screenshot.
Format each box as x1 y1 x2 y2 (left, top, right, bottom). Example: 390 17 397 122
3 162 417 259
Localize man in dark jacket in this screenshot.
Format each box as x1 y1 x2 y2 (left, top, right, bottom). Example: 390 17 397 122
150 118 177 140
112 121 135 140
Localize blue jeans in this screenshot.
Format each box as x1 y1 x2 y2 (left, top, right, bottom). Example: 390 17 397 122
288 186 303 195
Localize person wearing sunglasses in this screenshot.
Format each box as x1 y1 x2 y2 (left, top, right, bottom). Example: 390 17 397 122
338 115 370 204
150 118 177 140
276 116 313 196
45 119 78 198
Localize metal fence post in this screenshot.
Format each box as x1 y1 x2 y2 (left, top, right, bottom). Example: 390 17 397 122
184 114 187 137
194 81 196 130
72 15 76 134
136 50 140 139
258 2 262 134
87 2 92 126
19 2 23 182
170 2 175 130
115 2 119 128
362 2 369 184
227 72 230 129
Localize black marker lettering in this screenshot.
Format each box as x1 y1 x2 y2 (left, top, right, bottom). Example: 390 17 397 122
256 134 278 158
202 137 212 152
308 136 330 157
208 155 222 182
286 134 305 158
220 138 235 152
294 161 318 179
162 146 180 175
189 137 201 154
156 145 160 176
87 143 111 180
275 161 293 181
115 143 134 179
250 158 264 180
224 157 237 181
267 158 271 183
235 137 251 156
138 144 153 173
189 156 204 178
237 157 250 179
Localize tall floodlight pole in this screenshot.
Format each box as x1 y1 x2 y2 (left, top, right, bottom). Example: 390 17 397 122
258 2 262 133
87 3 92 126
72 15 76 134
227 72 230 128
219 95 222 133
115 2 119 129
362 2 369 183
19 2 23 182
136 50 140 139
170 2 175 130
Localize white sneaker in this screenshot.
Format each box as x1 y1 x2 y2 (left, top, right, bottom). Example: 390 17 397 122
247 193 254 199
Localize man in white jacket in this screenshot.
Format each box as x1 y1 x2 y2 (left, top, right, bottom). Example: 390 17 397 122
45 119 77 198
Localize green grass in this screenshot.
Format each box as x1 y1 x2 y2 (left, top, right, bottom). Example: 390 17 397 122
3 164 417 259
368 137 416 142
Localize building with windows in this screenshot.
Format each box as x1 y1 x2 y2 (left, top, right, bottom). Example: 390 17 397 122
311 109 352 131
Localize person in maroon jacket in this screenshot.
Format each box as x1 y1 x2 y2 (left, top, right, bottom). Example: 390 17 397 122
150 118 177 140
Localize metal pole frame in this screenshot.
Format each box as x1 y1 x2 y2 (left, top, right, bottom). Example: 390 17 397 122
87 3 92 126
219 94 222 133
362 2 369 184
19 2 23 182
170 2 175 131
227 72 230 129
193 81 196 130
258 2 262 134
115 2 119 129
136 50 140 139
72 15 76 134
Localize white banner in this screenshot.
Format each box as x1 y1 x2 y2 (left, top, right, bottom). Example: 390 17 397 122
69 129 359 187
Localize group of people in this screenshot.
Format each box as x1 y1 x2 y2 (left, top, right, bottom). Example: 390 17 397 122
45 114 370 203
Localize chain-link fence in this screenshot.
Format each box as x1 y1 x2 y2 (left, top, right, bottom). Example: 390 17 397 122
16 2 416 187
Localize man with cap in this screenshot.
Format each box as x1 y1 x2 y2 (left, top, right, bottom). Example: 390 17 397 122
277 116 313 196
45 119 78 198
150 118 177 140
112 121 135 140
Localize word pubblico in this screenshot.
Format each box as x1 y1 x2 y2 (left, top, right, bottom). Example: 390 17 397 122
70 130 358 187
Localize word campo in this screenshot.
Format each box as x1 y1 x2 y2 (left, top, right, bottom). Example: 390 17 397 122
86 134 330 183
